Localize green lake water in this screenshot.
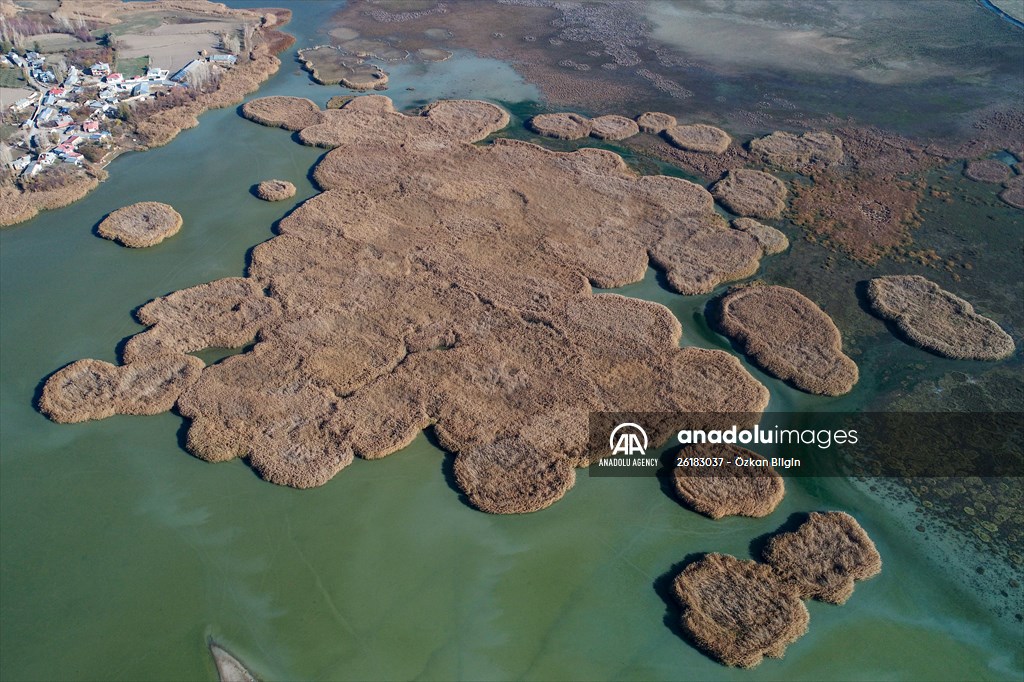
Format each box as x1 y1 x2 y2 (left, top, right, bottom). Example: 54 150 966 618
1 2 1021 680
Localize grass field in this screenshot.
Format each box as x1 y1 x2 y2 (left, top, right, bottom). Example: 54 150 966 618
114 56 150 77
0 68 29 89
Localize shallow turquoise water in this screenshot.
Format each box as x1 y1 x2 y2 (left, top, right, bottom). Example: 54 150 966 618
1 2 1021 680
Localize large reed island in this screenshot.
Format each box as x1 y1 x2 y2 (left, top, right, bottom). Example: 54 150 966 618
40 95 794 512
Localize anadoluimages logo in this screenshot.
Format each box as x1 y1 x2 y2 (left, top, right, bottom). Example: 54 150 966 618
609 423 648 456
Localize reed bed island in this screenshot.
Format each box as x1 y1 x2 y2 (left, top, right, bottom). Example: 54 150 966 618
867 275 1016 360
711 169 789 220
255 180 297 202
672 444 785 519
664 124 732 154
712 284 859 396
42 95 787 512
673 513 881 667
96 201 182 247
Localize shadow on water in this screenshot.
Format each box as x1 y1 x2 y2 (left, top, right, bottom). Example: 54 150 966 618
90 212 113 239
853 278 971 362
426 426 476 511
652 553 723 665
656 444 684 506
240 188 320 275
174 415 192 454
304 150 329 191
748 511 811 561
30 367 64 415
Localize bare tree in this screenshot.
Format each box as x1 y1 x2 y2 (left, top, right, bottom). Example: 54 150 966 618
185 60 217 91
51 55 68 82
241 22 256 52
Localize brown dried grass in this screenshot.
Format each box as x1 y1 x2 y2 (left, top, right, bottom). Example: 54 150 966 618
39 354 204 423
44 96 775 510
867 275 1015 360
636 111 676 134
96 201 182 248
673 553 809 668
749 131 844 171
528 112 592 140
589 114 639 141
713 284 859 396
999 174 1024 210
664 124 732 154
762 511 882 604
673 444 784 519
711 169 788 220
123 277 282 363
298 47 389 90
255 179 296 201
241 96 324 131
0 173 100 227
453 437 576 514
963 159 1011 183
731 218 789 255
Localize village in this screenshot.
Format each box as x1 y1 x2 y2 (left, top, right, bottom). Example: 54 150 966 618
1 47 238 178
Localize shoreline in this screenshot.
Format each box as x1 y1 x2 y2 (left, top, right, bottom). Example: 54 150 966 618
978 0 1024 29
0 3 295 228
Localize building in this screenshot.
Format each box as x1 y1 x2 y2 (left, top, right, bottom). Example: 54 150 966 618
10 97 34 112
208 54 238 65
90 62 111 76
132 82 150 97
170 59 203 83
82 120 100 133
146 67 170 80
